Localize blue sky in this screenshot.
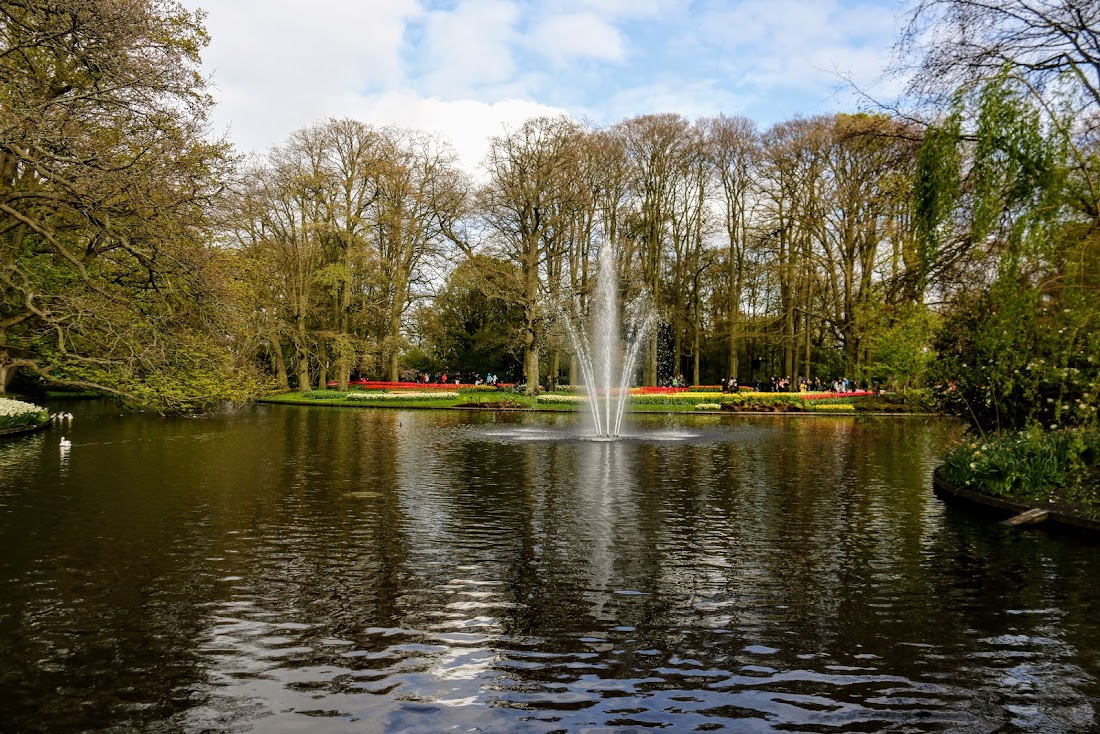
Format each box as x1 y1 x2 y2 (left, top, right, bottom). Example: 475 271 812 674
187 0 910 171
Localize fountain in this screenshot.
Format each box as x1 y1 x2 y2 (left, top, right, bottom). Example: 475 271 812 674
560 244 655 438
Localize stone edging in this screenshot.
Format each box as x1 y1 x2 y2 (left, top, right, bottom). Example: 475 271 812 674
932 466 1100 535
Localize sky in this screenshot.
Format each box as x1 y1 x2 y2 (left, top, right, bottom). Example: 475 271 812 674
183 0 910 173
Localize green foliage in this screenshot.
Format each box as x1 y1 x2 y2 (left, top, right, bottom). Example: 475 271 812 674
941 428 1100 516
915 111 961 278
926 75 1099 434
930 281 1099 432
853 389 935 413
413 255 524 377
970 76 1056 248
867 306 938 390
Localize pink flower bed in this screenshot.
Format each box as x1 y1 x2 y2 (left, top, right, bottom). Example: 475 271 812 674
326 380 514 390
801 390 874 400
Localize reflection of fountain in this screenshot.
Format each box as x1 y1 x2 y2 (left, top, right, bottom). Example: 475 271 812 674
560 246 654 438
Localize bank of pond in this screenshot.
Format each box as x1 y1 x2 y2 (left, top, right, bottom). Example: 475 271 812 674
264 385 894 414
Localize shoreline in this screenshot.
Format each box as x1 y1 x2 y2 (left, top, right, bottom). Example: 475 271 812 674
932 467 1100 536
256 394 938 418
0 417 51 438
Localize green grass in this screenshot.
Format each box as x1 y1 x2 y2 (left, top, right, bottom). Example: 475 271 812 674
262 389 544 410
261 389 875 415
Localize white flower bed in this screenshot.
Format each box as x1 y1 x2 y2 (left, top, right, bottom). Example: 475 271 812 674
694 403 721 410
345 391 459 401
536 394 588 404
0 397 48 428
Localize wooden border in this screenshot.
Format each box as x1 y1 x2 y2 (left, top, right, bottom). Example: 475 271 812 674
932 467 1100 535
0 417 51 438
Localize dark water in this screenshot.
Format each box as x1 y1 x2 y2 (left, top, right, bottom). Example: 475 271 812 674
1 404 1098 733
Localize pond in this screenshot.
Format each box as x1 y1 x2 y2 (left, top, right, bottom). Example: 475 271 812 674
1 403 1098 733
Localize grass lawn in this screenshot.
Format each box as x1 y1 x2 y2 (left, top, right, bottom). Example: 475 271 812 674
259 389 872 414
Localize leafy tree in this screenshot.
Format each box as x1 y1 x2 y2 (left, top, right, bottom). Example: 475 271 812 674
479 116 585 393
411 255 523 379
0 0 263 409
920 78 1099 431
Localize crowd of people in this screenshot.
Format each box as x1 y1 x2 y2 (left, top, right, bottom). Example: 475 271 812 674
414 371 503 386
408 370 867 393
718 375 861 393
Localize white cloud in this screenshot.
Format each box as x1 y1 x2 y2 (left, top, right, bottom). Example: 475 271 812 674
528 13 626 65
196 0 422 150
344 92 569 174
184 0 904 173
418 0 521 97
695 0 901 112
542 0 682 19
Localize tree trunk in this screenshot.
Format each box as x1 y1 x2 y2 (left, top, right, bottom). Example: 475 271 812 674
388 304 402 382
548 350 560 389
692 320 701 386
295 311 311 393
524 339 539 395
269 334 289 390
728 266 740 382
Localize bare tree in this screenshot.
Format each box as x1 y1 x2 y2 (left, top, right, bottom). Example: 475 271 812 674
371 129 468 382
614 114 696 385
702 115 759 381
479 116 584 393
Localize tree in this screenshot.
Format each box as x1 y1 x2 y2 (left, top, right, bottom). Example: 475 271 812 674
702 115 759 382
0 0 260 409
412 254 524 379
919 77 1100 431
614 113 696 385
370 129 467 382
901 0 1100 112
900 0 1100 225
479 116 584 394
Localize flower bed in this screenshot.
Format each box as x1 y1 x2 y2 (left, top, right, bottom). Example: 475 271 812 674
536 394 587 405
0 398 50 430
628 391 725 405
940 428 1100 516
695 403 721 410
345 391 459 401
326 380 514 390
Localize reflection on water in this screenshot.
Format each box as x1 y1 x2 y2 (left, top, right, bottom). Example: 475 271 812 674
1 405 1098 732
